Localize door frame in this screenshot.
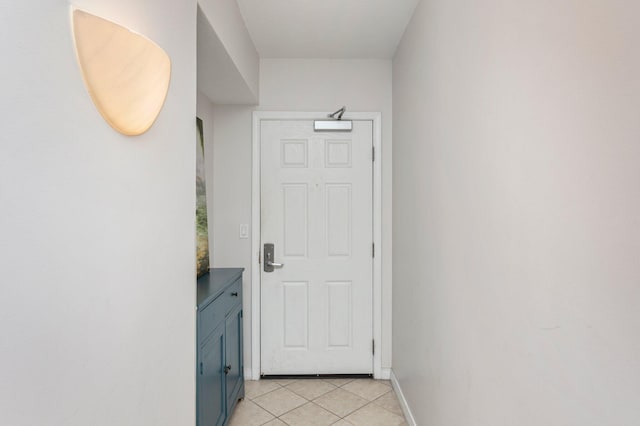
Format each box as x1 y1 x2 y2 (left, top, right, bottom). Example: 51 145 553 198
251 111 384 379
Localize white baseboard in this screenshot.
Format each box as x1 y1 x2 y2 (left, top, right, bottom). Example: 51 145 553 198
390 370 417 426
378 367 392 380
244 368 254 380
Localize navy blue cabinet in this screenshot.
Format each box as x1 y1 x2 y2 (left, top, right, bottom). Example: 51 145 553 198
199 324 225 426
225 304 243 413
197 269 245 426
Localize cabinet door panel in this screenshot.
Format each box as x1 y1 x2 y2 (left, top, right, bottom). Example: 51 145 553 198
225 305 243 407
199 324 226 426
224 278 242 313
199 295 226 342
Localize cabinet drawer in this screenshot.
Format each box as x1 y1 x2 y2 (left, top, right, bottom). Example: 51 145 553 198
224 278 242 313
199 295 226 342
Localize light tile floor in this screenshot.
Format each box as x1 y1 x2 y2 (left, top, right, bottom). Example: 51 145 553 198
229 378 407 426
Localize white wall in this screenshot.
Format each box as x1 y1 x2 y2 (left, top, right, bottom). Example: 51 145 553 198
211 104 255 374
211 58 393 373
392 0 640 425
197 7 258 104
0 2 197 425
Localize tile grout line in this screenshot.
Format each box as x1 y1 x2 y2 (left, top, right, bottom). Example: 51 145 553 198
253 385 318 420
343 399 408 425
247 381 285 401
243 379 403 425
282 382 338 402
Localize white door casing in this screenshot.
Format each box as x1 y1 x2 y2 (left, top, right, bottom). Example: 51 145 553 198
260 119 373 375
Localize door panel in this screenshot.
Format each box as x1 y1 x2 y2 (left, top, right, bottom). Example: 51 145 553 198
225 305 243 408
283 281 309 349
326 183 352 257
261 119 373 375
199 325 225 426
327 281 352 348
282 184 308 257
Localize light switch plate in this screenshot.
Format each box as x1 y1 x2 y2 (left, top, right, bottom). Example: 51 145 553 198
239 224 249 239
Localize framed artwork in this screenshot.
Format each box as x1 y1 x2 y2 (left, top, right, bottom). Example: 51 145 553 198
196 117 210 277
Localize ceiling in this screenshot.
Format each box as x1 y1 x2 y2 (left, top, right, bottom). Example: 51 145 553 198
236 0 420 59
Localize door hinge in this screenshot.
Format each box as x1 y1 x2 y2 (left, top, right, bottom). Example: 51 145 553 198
240 310 243 319
258 250 261 264
199 362 203 375
372 243 375 258
372 340 375 355
372 146 375 162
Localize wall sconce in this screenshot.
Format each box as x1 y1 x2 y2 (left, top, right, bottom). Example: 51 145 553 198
71 8 171 136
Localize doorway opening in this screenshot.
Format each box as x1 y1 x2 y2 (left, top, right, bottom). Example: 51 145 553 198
251 111 383 379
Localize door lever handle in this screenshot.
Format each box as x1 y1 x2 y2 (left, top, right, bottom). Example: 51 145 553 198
264 243 285 272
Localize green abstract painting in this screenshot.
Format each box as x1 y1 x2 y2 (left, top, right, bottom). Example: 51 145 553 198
196 117 210 277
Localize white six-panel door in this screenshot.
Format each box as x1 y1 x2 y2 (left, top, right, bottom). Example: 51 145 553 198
260 119 373 375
